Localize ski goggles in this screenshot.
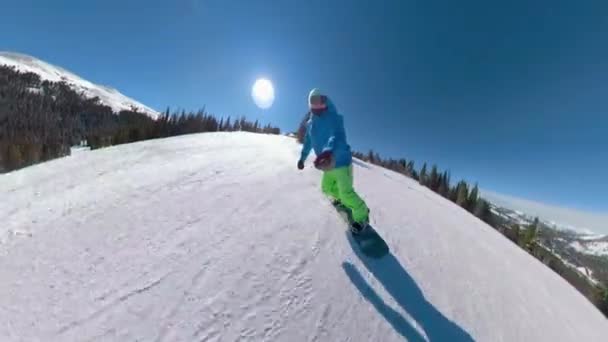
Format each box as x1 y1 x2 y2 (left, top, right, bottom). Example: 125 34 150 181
309 95 328 110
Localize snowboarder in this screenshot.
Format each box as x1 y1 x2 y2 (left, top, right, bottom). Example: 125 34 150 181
297 88 370 234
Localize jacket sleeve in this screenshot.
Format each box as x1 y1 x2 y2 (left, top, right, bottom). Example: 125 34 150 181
300 124 312 162
322 114 346 153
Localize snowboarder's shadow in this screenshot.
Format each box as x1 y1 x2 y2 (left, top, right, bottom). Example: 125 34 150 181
343 233 475 342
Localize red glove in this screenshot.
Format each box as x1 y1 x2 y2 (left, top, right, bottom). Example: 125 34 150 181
314 151 334 170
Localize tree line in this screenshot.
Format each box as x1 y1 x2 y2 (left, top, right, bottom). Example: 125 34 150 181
352 150 493 224
0 65 280 172
87 109 280 150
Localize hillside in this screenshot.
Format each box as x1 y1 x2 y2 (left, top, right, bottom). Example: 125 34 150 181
1 132 607 341
0 52 158 118
491 204 608 286
0 56 278 174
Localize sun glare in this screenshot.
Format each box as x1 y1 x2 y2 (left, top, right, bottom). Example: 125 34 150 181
252 78 275 109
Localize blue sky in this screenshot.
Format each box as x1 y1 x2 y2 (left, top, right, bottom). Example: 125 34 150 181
2 0 607 213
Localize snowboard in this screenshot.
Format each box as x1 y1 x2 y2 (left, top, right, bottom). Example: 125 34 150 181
332 202 389 259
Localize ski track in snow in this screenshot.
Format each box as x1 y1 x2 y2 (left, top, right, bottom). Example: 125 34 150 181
1 132 607 341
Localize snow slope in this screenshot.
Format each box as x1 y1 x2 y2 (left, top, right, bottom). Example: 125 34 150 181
0 52 158 118
1 132 607 341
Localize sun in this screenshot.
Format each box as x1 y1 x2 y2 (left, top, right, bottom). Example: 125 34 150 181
252 78 275 109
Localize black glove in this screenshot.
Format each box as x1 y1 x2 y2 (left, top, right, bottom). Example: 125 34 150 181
297 159 305 170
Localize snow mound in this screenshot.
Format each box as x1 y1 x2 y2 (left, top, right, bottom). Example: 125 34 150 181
1 132 607 341
0 52 158 118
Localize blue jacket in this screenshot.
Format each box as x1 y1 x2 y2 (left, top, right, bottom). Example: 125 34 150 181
300 97 352 168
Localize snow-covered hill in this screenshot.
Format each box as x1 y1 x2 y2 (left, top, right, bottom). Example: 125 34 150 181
1 132 607 341
571 237 608 257
482 190 607 236
0 52 158 118
490 202 608 260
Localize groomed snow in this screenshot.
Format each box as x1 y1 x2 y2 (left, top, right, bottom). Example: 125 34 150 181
1 132 607 341
0 52 158 118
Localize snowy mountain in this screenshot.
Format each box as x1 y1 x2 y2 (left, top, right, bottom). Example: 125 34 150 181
571 236 608 257
490 205 534 226
491 203 608 256
1 132 607 341
489 203 608 285
482 189 608 236
0 52 158 118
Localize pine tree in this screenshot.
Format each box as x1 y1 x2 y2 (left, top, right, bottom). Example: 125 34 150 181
375 152 382 166
593 286 608 316
522 217 539 249
419 163 428 186
442 171 451 197
368 150 375 163
437 173 448 197
429 165 439 191
408 161 419 180
224 117 232 132
397 159 407 174
523 224 538 250
456 181 469 207
467 183 479 212
449 185 458 202
473 199 492 223
512 225 521 244
532 217 540 229
406 160 415 177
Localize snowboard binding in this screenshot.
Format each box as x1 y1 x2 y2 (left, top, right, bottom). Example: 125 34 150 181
350 221 369 235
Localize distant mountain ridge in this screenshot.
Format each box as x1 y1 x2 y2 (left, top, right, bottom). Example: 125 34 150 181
482 189 607 235
489 203 608 287
490 204 607 255
0 52 158 118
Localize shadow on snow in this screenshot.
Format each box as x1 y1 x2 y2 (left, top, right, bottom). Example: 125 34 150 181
343 233 475 341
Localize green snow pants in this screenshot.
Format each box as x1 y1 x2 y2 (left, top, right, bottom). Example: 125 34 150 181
322 165 369 223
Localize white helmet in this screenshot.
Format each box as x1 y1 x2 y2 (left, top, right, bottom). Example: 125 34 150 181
308 88 328 114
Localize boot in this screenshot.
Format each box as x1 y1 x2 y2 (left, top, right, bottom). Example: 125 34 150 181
350 220 369 235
